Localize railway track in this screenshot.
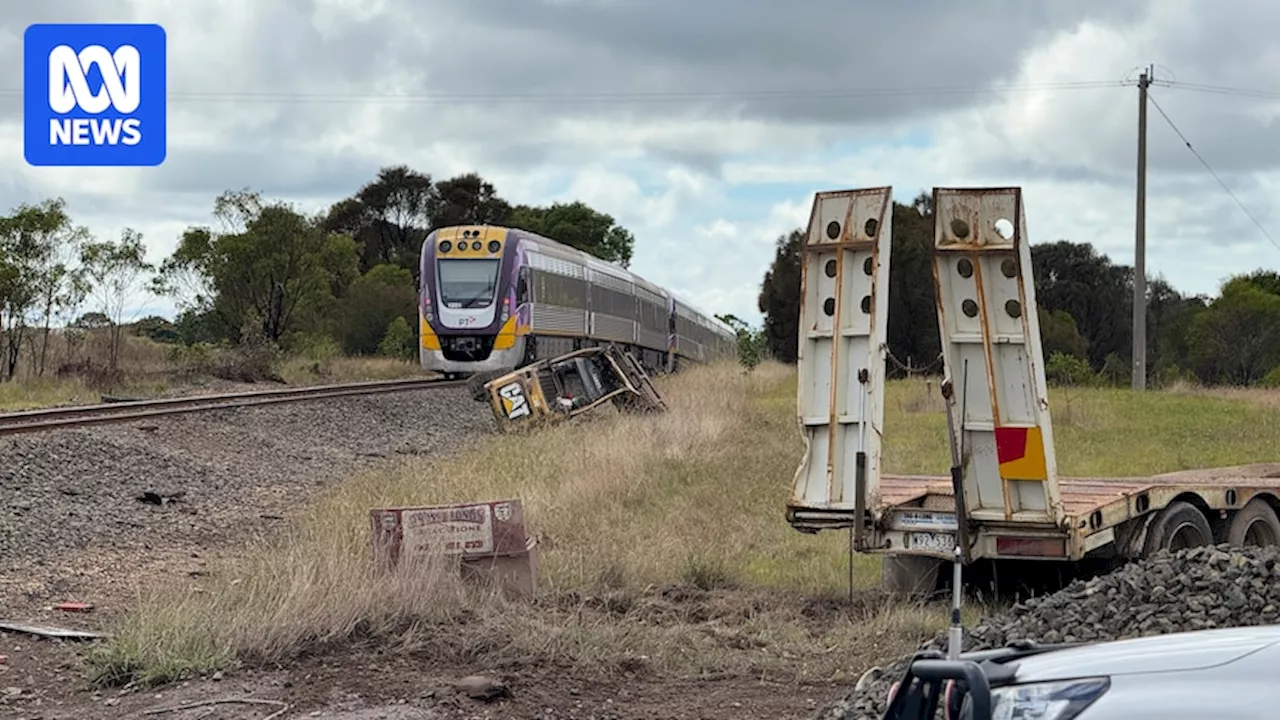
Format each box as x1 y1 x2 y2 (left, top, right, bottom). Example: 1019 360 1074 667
0 376 468 436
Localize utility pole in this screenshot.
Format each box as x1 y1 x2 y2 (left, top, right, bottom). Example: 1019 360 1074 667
1132 65 1151 391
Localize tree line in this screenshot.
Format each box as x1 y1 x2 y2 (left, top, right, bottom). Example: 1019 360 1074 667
756 192 1280 388
0 166 638 382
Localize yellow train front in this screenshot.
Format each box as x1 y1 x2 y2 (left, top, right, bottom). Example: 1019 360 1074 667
418 226 528 378
418 224 740 378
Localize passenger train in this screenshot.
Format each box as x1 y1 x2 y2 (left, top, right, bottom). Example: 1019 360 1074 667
418 224 738 378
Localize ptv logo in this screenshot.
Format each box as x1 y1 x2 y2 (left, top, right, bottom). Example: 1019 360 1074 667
23 23 167 167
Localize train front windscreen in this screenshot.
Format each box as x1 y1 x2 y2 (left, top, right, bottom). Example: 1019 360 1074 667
437 258 500 309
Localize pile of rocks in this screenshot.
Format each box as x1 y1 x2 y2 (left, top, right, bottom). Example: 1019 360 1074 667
816 545 1280 720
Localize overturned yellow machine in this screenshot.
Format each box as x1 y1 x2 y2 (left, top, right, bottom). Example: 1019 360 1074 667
482 345 666 431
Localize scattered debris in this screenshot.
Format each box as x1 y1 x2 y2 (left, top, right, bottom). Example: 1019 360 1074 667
136 489 186 506
53 601 94 613
142 696 288 718
0 621 108 641
453 675 509 701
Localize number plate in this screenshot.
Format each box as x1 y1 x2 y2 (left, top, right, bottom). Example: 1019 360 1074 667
907 532 956 552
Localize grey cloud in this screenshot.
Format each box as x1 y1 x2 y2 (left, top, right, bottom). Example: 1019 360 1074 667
405 0 1138 127
133 145 383 201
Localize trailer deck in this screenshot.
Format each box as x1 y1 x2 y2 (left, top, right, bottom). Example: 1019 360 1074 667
877 464 1280 517
788 463 1280 560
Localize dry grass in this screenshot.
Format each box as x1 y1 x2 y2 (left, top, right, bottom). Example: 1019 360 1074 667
85 364 1280 688
1163 380 1280 413
86 362 954 688
278 355 427 385
0 330 428 411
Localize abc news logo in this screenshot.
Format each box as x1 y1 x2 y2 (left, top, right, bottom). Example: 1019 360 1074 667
23 23 166 167
48 44 143 147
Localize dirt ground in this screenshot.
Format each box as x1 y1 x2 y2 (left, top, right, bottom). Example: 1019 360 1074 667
2 636 846 719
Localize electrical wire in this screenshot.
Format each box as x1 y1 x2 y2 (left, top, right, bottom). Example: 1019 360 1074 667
0 79 1125 105
1155 80 1280 101
1147 90 1280 253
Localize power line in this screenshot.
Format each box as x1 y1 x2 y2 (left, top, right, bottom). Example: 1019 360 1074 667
1147 90 1280 253
1156 80 1280 100
0 79 1126 105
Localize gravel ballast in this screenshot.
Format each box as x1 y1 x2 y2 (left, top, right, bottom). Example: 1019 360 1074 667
816 545 1280 720
0 386 492 615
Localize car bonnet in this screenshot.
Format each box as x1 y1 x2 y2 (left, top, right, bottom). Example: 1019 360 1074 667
1005 625 1280 682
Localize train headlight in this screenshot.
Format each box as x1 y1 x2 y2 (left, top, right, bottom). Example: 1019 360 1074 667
500 297 510 323
439 240 452 253
488 240 501 253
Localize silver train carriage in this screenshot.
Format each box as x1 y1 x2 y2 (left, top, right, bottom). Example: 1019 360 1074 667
418 224 738 377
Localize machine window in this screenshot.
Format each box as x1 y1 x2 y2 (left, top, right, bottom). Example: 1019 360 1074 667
438 259 500 309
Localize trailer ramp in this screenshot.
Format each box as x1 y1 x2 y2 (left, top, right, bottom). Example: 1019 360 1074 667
787 187 894 544
931 187 1064 527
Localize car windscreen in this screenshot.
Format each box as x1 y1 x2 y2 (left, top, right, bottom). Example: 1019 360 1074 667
437 259 500 309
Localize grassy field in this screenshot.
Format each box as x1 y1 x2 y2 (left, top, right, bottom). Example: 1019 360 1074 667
84 363 1280 687
0 332 424 411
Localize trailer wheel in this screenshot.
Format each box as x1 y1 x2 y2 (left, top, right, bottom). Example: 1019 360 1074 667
1143 500 1213 554
882 556 942 595
1227 498 1280 547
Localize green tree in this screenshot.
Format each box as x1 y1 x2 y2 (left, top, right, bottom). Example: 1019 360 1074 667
429 172 512 229
0 215 41 380
321 165 435 278
509 201 636 267
80 228 154 370
341 263 417 355
377 315 415 360
886 195 940 374
1030 240 1132 370
716 312 766 369
1039 308 1088 360
0 198 91 377
756 229 803 363
156 189 360 345
1188 275 1280 385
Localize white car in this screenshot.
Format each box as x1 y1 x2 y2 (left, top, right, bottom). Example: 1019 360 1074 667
882 624 1280 719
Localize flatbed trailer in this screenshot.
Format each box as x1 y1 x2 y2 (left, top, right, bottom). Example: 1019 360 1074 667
785 185 1280 591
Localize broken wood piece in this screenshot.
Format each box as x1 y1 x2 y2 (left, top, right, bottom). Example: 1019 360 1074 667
54 602 94 613
0 621 108 640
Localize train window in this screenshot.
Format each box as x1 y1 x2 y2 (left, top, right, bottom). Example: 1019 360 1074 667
437 258 500 309
517 267 531 303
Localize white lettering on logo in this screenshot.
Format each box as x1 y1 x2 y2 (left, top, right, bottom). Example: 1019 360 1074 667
46 44 143 147
48 44 141 114
498 382 530 419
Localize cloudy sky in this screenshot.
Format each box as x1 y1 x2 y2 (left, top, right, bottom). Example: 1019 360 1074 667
4 0 1279 325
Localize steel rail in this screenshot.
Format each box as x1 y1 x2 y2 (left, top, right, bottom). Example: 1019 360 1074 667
0 377 468 436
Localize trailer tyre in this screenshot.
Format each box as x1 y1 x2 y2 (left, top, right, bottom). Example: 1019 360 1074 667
1227 498 1280 548
1143 500 1213 554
